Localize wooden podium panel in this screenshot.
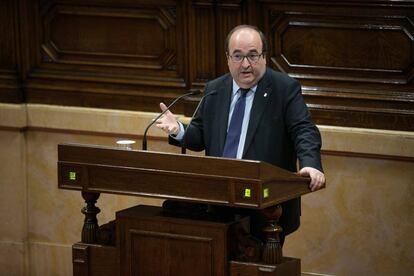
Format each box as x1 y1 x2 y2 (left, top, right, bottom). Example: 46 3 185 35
116 205 244 276
58 144 311 209
57 143 318 275
230 259 300 276
72 243 119 276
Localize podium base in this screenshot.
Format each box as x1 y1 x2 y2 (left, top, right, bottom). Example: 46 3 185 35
72 205 302 276
230 258 300 276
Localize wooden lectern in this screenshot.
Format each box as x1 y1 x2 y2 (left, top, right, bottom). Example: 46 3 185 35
58 143 316 276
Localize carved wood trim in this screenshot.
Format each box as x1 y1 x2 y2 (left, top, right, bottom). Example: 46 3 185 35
41 5 179 70
27 1 187 100
72 243 89 276
268 12 413 84
261 1 414 131
0 0 23 102
1 0 413 131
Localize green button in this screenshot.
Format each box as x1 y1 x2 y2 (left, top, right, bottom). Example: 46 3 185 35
244 188 251 198
263 188 269 198
69 171 77 181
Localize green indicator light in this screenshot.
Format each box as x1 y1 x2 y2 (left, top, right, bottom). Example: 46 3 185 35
263 188 269 198
69 171 77 181
244 188 251 198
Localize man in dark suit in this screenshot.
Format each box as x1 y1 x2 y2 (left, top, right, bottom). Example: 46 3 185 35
156 25 325 244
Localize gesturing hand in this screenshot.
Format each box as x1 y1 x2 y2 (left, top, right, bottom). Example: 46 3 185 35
299 167 326 192
155 102 180 135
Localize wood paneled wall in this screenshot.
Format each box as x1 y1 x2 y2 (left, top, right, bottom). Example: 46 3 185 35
1 0 413 131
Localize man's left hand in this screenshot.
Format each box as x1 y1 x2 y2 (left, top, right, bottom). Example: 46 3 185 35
298 167 325 192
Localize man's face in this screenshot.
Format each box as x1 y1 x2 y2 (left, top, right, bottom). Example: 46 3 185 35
227 28 266 89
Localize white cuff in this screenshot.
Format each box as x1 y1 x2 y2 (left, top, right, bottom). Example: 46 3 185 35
170 122 185 141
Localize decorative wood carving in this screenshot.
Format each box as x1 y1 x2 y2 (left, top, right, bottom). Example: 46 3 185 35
81 191 101 244
188 1 243 87
72 243 119 276
117 205 231 276
61 144 306 275
270 15 412 82
1 0 413 130
261 205 283 264
26 0 188 113
72 243 89 276
41 4 179 72
261 1 414 130
0 0 22 102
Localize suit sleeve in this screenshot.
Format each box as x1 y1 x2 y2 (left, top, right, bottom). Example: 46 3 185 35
284 80 323 172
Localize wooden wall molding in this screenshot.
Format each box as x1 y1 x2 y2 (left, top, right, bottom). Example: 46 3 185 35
268 13 413 84
188 0 243 87
41 4 179 70
1 0 413 131
0 0 23 102
260 0 414 130
36 2 185 87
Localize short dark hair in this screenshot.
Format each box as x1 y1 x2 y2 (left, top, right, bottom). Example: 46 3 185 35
224 25 267 54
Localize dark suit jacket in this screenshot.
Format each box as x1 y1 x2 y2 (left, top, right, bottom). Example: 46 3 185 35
170 68 323 237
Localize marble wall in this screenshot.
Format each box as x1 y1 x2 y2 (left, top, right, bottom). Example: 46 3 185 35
0 129 27 276
0 103 413 275
286 155 414 275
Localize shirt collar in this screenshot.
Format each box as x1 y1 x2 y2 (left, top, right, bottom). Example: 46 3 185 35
232 80 257 97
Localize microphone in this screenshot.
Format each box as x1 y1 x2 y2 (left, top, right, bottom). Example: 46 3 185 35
181 90 218 154
142 89 201 150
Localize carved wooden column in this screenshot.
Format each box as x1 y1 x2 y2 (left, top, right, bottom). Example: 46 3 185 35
262 204 283 264
81 191 100 243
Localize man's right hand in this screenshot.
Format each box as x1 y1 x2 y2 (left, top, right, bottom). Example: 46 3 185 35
155 102 180 135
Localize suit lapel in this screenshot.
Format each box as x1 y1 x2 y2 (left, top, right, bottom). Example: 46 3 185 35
242 70 273 157
217 76 233 155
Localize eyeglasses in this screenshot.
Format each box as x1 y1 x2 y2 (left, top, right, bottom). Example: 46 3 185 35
228 52 264 63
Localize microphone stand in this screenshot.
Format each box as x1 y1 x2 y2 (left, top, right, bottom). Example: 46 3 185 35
181 90 218 154
142 89 201 150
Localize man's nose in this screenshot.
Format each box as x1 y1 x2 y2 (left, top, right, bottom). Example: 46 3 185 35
241 57 251 67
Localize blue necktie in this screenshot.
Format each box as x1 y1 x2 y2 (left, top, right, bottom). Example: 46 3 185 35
222 88 249 158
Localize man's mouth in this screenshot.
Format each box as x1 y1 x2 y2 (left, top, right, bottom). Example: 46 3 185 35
241 71 252 75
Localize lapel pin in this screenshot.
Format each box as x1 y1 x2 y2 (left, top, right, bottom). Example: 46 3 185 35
264 93 267 97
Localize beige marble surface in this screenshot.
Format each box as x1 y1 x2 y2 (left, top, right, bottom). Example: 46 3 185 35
1 103 413 276
285 155 414 275
0 104 27 129
0 130 27 276
319 125 414 158
0 241 26 276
